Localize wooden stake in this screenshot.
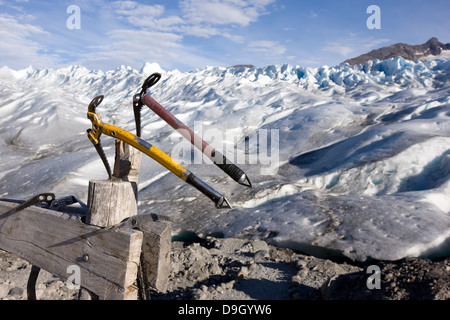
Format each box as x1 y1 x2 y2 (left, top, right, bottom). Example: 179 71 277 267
87 140 142 227
113 140 142 183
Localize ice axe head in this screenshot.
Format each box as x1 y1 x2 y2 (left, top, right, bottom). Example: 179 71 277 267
86 94 112 179
87 95 105 144
141 73 161 94
88 95 104 114
134 73 161 137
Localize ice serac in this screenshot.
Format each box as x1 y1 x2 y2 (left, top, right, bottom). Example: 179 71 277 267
0 56 450 262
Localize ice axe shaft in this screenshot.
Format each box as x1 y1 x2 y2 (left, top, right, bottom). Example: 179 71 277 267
140 93 252 188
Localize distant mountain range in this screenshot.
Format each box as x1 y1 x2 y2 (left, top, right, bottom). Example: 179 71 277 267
345 37 450 65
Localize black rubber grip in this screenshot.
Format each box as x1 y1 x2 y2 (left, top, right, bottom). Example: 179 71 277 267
186 173 222 203
212 151 245 183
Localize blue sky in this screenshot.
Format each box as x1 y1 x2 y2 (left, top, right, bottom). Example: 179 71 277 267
0 0 449 71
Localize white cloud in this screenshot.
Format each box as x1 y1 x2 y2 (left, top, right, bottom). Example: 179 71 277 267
322 37 391 58
119 4 163 18
0 14 55 68
112 0 275 31
112 1 165 20
364 38 391 50
82 29 183 67
0 0 280 71
110 0 273 42
180 0 276 27
111 1 178 30
81 25 253 70
323 42 355 57
247 40 286 56
309 10 318 18
78 28 228 70
111 1 231 40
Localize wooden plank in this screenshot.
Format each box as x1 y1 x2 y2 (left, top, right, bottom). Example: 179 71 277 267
0 201 142 300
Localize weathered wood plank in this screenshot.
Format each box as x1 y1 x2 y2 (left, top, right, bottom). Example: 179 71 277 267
0 201 142 300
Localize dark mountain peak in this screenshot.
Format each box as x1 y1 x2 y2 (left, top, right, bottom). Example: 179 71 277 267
425 37 440 45
229 64 255 69
345 37 450 66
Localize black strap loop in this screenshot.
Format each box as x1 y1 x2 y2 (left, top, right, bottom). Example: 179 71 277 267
140 73 161 95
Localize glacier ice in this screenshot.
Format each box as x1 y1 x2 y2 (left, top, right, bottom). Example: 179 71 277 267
0 57 449 262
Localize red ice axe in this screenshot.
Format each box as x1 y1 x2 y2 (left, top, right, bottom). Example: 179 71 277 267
133 73 252 188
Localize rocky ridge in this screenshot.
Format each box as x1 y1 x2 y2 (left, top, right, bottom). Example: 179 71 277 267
345 37 450 65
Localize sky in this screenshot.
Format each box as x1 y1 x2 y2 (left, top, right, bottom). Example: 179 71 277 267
0 0 449 72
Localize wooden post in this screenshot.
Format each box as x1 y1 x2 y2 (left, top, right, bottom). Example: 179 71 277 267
86 140 142 227
86 180 137 227
139 217 172 292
